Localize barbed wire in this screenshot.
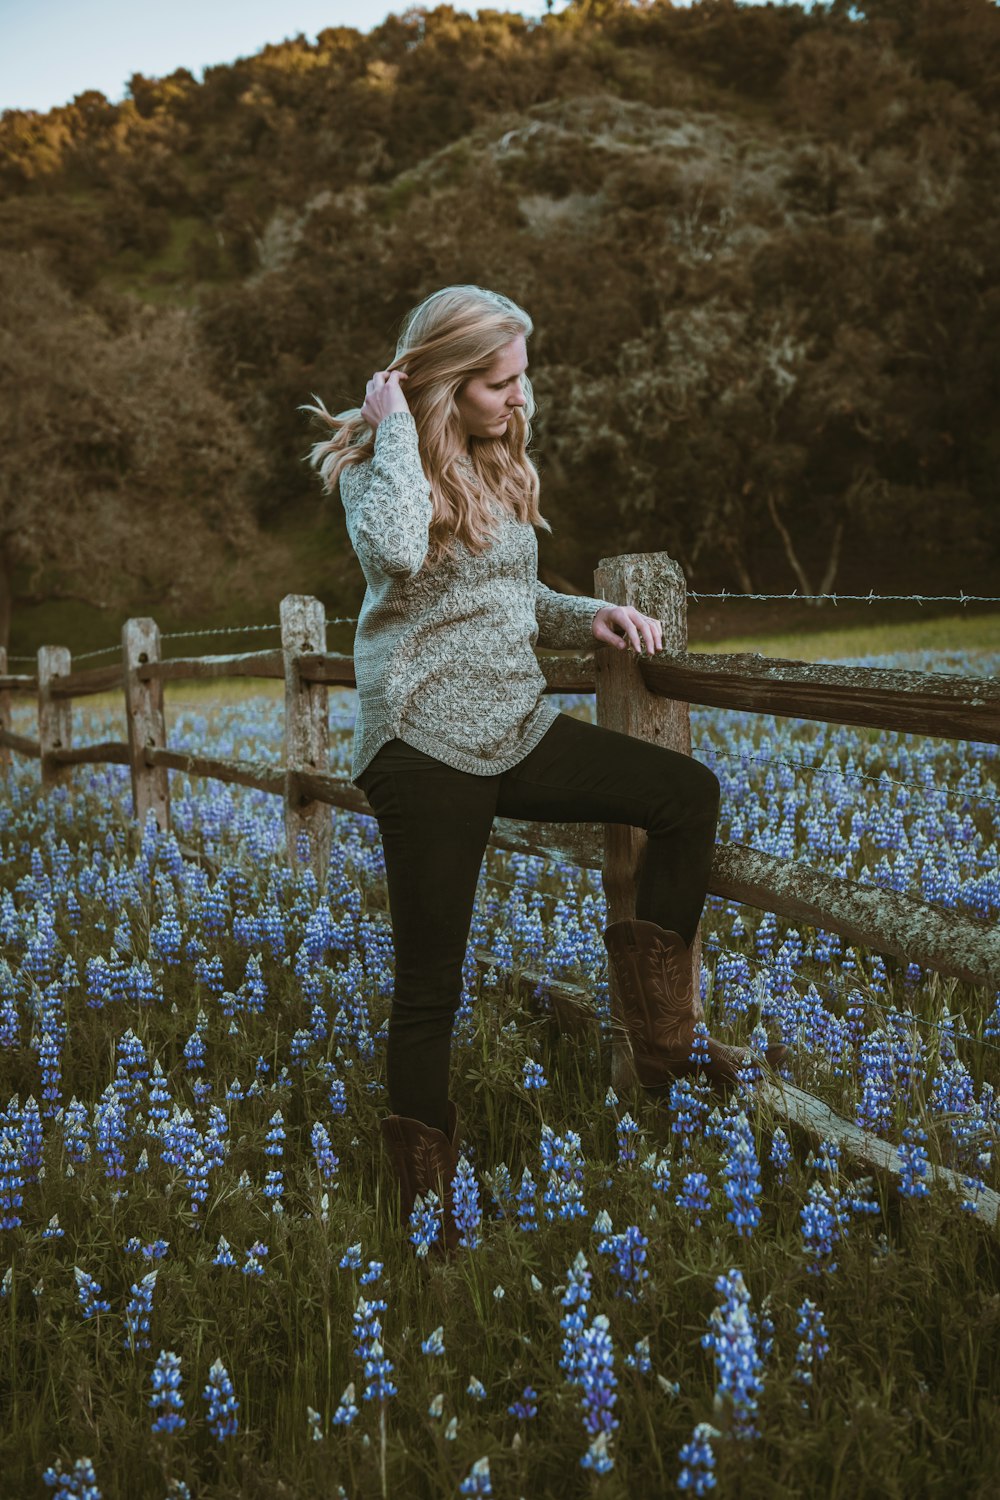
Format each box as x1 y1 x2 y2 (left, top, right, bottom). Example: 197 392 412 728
5 617 364 665
687 590 1000 604
5 589 997 664
696 742 1000 813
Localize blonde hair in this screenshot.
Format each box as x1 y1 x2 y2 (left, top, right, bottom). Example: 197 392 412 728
302 284 553 569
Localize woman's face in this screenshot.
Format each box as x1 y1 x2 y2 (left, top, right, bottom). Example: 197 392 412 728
455 336 528 444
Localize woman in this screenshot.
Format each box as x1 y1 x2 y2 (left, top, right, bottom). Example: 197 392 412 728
305 285 784 1255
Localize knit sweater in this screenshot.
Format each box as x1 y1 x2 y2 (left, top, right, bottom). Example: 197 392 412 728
339 409 616 783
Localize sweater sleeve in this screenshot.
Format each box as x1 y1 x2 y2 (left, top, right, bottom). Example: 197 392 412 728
534 579 616 651
338 411 433 580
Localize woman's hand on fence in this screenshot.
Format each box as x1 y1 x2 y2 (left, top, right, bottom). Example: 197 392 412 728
361 370 411 431
592 605 663 655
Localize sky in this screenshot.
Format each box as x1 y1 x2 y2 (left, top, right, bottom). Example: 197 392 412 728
0 0 588 114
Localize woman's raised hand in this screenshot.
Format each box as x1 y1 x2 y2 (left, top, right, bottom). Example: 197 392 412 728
361 369 410 430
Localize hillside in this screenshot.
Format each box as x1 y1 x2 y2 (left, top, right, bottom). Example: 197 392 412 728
2 0 999 656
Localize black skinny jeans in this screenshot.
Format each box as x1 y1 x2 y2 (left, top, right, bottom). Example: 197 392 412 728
355 711 721 1135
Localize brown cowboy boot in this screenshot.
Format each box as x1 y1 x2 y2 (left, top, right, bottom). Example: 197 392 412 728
380 1100 461 1257
603 918 787 1092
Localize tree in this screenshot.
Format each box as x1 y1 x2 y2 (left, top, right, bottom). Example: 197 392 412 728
0 251 287 650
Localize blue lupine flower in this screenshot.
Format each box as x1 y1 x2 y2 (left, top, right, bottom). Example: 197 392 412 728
769 1128 791 1184
0 1129 23 1230
677 1422 717 1493
328 1382 357 1427
123 1270 157 1353
897 1119 930 1199
676 1171 711 1227
39 1031 62 1115
669 1076 710 1156
522 1059 547 1090
806 1140 841 1178
484 1161 512 1218
149 901 182 965
42 1455 102 1499
242 1241 268 1277
580 1431 614 1475
212 1237 237 1268
467 1375 487 1401
793 1298 829 1391
359 1259 382 1286
508 1385 538 1419
577 1312 618 1447
149 1349 186 1433
930 1056 976 1120
203 1108 228 1170
203 1357 240 1441
146 1064 171 1129
264 1109 285 1156
452 1154 482 1249
855 1030 894 1135
240 953 269 1013
540 1124 587 1221
689 1022 714 1071
625 1336 652 1373
339 1242 362 1270
74 1267 111 1319
62 1096 91 1164
459 1457 492 1496
290 1028 314 1064
361 1339 397 1403
94 1087 127 1182
961 1175 987 1214
516 1166 537 1232
263 1166 284 1208
117 1028 149 1098
800 1181 848 1275
159 1107 199 1179
421 1326 446 1357
409 1190 441 1258
327 1076 347 1116
596 1224 650 1300
721 1123 762 1238
844 1176 881 1219
559 1252 592 1386
650 1155 672 1194
701 1269 764 1441
0 978 19 1051
616 1112 640 1167
353 1290 388 1372
183 1031 206 1071
185 1144 212 1214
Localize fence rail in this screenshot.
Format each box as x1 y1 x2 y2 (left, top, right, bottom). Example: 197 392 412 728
1 555 997 1068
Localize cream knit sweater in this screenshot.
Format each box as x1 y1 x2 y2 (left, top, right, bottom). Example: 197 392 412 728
339 410 615 783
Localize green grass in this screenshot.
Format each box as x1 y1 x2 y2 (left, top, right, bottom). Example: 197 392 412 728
692 610 1000 663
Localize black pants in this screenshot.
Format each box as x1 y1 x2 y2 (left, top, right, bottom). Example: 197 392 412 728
355 710 721 1135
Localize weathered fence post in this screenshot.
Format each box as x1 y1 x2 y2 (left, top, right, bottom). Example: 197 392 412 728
0 647 9 775
280 594 331 886
593 551 699 1093
38 645 73 790
122 618 170 834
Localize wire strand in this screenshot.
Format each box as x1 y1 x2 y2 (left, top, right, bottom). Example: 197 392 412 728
686 589 1000 604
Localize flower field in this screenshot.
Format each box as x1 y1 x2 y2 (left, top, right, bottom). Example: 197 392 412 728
1 643 998 1499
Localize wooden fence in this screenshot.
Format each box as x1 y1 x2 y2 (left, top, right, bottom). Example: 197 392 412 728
2 553 999 1224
